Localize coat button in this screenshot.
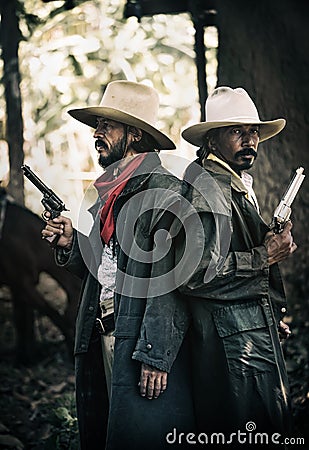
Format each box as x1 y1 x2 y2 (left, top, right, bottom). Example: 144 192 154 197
146 343 152 350
281 307 287 313
89 306 94 311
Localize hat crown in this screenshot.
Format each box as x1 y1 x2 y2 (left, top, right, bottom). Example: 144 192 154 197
206 87 260 123
99 81 159 126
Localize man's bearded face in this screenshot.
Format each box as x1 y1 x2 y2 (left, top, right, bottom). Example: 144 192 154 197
94 117 127 168
96 137 126 168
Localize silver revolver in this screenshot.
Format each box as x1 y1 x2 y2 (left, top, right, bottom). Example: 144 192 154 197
270 167 305 233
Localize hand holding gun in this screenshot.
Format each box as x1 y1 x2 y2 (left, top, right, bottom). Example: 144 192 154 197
270 167 305 234
21 164 69 246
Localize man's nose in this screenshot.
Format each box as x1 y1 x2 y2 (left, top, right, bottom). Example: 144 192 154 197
94 125 105 138
242 132 255 146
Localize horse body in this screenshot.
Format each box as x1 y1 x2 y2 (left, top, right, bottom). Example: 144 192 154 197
0 188 81 362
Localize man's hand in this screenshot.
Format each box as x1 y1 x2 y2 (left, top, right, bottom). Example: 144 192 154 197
264 221 297 265
278 320 291 340
41 212 73 249
139 363 168 400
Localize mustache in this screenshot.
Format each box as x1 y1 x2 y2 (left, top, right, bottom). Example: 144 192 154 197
235 147 258 159
95 139 108 151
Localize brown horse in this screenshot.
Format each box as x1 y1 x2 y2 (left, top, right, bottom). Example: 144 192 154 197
0 187 81 363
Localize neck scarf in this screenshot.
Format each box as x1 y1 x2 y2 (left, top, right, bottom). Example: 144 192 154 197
94 153 146 244
206 153 260 211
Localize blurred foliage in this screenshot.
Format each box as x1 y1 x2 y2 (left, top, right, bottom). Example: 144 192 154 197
39 393 79 449
0 0 217 224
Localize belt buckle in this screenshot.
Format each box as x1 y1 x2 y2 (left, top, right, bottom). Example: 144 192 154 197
95 317 105 334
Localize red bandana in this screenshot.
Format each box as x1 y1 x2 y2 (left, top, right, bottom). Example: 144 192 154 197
94 153 146 244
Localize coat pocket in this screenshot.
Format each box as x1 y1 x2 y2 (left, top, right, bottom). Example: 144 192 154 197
212 300 276 376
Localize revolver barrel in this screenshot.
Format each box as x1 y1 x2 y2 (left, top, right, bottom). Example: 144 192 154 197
281 167 305 207
272 166 305 232
21 165 52 195
21 164 68 219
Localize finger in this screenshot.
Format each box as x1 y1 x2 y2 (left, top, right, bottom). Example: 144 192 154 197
42 230 54 239
139 370 148 397
45 225 63 235
47 217 66 228
279 320 291 334
50 216 65 224
146 377 155 399
291 242 297 253
46 222 64 231
282 221 293 235
154 376 162 399
161 373 168 393
279 320 287 330
153 373 168 398
284 327 292 336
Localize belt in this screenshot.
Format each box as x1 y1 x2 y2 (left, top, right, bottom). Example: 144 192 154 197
95 313 115 335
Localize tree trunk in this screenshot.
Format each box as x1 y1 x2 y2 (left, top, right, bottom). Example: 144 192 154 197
0 0 24 204
216 0 309 302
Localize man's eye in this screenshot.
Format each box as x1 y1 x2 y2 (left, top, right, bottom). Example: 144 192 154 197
97 120 112 129
232 128 241 134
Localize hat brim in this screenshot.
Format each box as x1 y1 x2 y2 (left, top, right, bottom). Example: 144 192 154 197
182 118 286 147
68 107 176 150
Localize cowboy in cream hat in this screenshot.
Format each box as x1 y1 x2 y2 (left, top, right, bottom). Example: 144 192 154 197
182 86 287 184
178 86 296 438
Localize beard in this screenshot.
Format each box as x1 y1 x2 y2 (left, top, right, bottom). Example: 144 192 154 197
96 136 126 168
231 147 258 171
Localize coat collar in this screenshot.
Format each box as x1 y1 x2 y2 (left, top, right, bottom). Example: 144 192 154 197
203 158 248 195
88 152 162 218
119 152 162 197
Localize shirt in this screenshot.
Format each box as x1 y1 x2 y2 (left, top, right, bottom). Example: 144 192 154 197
97 241 116 317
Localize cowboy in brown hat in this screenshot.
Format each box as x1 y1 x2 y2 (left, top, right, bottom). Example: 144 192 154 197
178 86 296 441
42 80 194 450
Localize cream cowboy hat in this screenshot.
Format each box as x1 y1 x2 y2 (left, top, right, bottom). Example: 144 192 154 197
68 80 175 150
182 86 286 147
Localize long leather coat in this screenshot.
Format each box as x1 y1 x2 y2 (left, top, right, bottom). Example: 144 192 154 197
56 153 195 450
178 159 291 443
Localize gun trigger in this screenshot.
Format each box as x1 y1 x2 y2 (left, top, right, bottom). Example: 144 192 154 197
42 211 50 222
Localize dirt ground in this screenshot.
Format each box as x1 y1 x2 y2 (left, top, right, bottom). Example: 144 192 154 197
0 281 308 450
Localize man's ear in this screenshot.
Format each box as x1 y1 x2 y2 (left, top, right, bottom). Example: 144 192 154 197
128 126 142 142
207 136 217 151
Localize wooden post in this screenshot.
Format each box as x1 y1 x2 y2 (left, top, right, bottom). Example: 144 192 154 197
193 20 207 121
0 0 24 204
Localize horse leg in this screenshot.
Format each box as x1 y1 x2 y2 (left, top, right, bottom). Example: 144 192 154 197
11 287 36 364
23 281 75 354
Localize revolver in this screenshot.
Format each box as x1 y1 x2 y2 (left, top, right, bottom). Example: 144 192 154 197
21 164 69 244
270 167 305 234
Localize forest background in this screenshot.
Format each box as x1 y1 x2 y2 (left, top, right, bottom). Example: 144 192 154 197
0 0 308 449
